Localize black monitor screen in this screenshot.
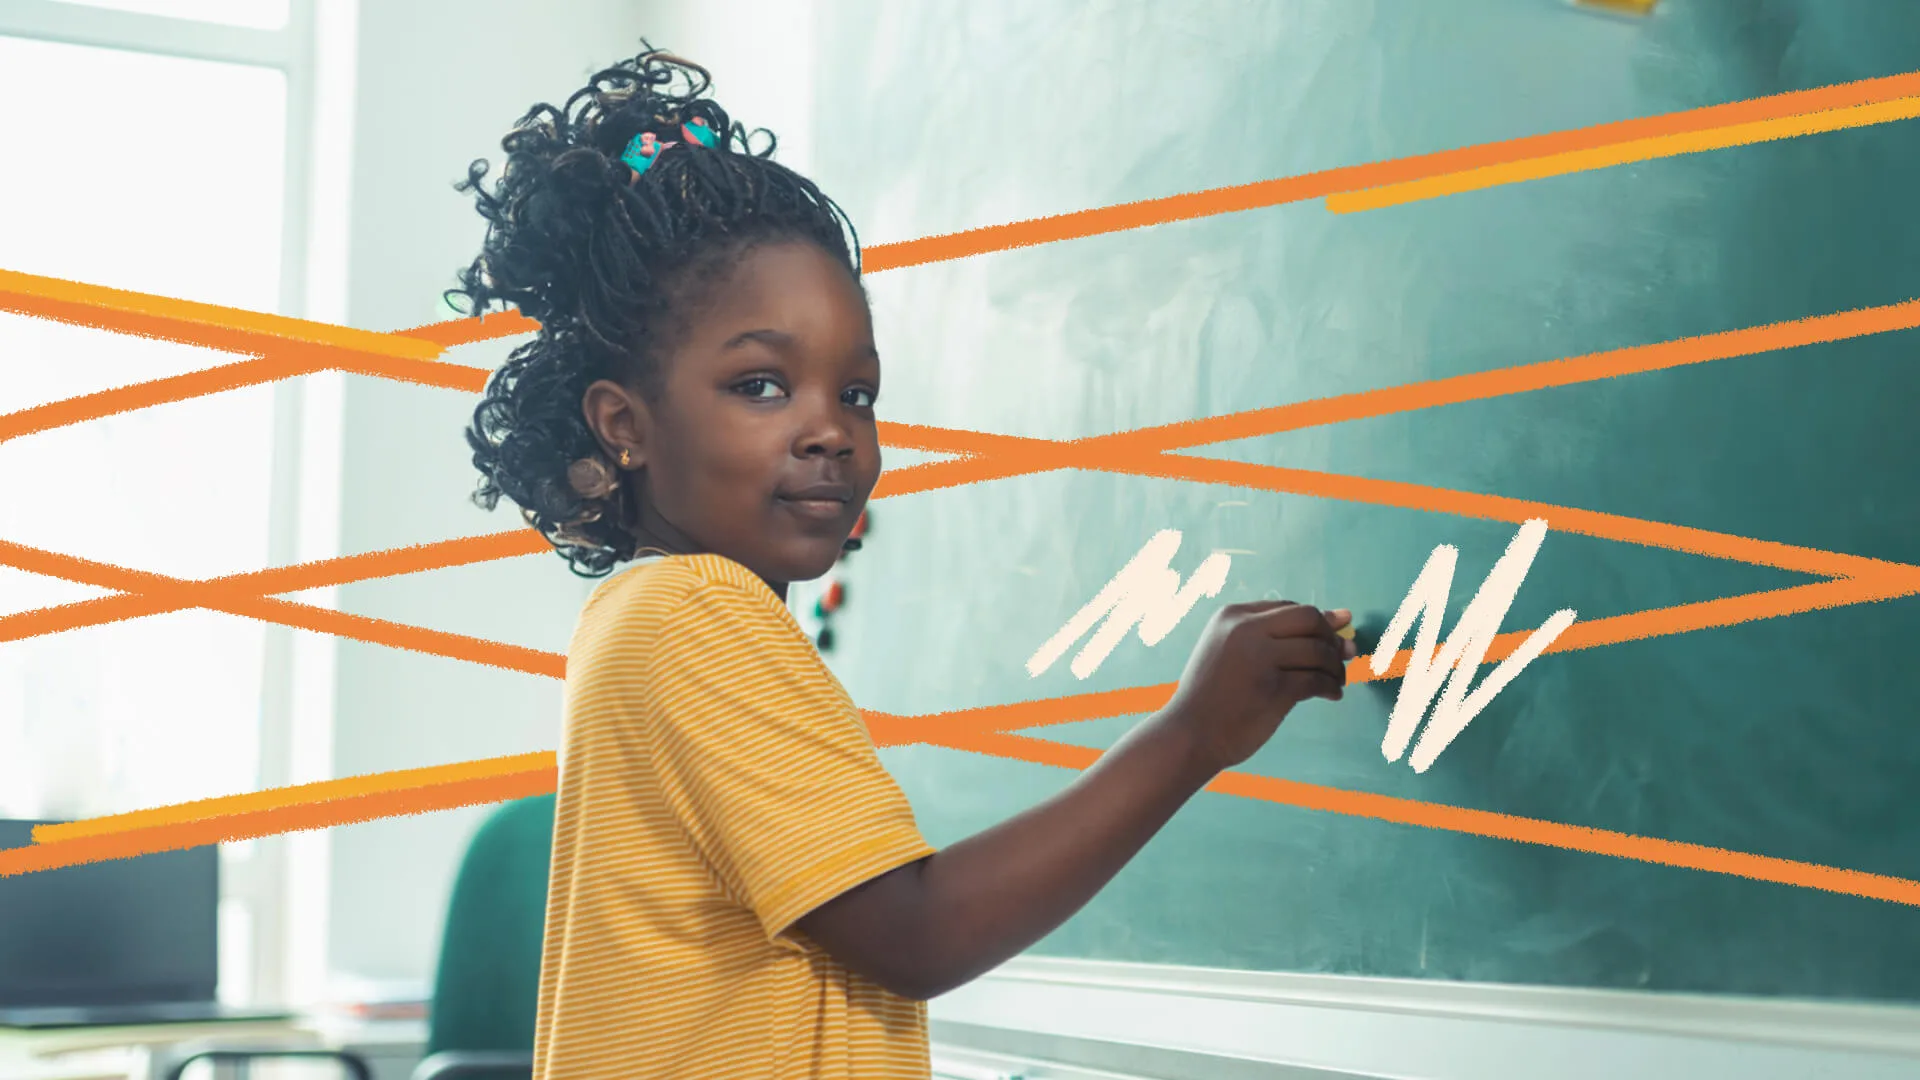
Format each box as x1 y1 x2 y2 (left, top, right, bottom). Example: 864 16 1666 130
0 821 218 1007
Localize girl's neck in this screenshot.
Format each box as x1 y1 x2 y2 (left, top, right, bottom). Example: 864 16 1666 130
626 490 789 603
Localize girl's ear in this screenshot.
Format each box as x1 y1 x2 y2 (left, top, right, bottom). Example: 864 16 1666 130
581 378 654 468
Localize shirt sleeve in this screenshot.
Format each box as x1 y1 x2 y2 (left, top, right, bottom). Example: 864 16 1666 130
643 578 937 948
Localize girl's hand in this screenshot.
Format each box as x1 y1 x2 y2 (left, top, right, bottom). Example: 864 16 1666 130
1160 601 1355 774
797 601 1353 1000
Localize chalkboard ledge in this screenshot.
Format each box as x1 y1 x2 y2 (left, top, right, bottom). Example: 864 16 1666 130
928 957 1920 1080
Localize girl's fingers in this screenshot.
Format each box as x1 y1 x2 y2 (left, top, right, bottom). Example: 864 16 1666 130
1282 668 1344 702
1271 637 1348 685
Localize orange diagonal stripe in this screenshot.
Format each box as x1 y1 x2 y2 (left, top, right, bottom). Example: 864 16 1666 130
918 731 1920 908
34 752 558 843
1328 96 1920 213
1118 454 1920 582
0 531 549 643
0 352 332 444
0 534 567 678
393 310 540 348
1105 298 1920 455
860 70 1920 271
0 269 445 361
2 753 558 877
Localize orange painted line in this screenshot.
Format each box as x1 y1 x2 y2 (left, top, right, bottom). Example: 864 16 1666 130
876 420 1053 459
1107 299 1920 456
208 530 554 595
0 534 567 679
1329 96 1920 213
35 752 555 842
224 595 568 679
338 353 492 394
0 531 549 639
1354 574 1914 683
392 310 540 348
869 432 1113 500
1121 454 1920 583
0 344 489 437
0 269 444 361
865 683 1180 747
3 754 558 877
917 731 1920 908
858 71 1920 272
872 452 1061 500
869 423 1075 499
862 296 1920 505
0 353 333 444
865 421 1920 583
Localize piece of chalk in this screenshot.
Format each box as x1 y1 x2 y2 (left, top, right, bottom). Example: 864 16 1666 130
1336 625 1356 641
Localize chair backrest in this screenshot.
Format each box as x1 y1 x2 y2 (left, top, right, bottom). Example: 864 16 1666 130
423 794 555 1059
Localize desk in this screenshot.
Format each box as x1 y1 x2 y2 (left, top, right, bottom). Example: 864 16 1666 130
0 1017 428 1080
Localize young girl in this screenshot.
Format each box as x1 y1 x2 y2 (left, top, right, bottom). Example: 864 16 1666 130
452 44 1356 1080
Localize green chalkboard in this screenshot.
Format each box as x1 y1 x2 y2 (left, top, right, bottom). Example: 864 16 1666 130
806 0 1920 1000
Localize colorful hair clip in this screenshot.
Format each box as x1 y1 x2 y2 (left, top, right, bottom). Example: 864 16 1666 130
622 131 668 179
622 117 716 182
680 116 717 147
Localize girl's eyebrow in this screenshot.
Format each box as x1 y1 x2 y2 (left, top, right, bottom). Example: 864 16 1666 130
722 328 880 360
723 328 793 352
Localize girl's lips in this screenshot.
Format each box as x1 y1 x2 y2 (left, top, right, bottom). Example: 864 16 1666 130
777 497 847 521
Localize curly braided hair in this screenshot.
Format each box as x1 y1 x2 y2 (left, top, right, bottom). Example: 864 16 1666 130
446 43 864 578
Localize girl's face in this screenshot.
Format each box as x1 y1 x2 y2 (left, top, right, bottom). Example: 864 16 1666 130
584 240 882 597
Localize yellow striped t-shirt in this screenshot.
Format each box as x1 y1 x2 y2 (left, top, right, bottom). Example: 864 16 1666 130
532 552 938 1079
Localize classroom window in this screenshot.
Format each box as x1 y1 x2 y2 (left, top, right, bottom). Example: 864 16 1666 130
0 33 286 820
0 5 326 1009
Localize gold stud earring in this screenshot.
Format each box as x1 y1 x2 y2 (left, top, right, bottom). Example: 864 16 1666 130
620 448 632 468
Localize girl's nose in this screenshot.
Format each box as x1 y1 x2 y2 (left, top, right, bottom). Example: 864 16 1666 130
798 411 856 457
802 431 856 457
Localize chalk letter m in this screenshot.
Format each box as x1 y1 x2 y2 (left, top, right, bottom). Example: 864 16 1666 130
1027 530 1232 681
1374 518 1578 773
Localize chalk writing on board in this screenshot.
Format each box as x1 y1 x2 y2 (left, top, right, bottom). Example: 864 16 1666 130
1026 530 1232 680
1376 518 1578 773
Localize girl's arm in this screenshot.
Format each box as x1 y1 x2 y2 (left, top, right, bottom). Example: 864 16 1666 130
795 712 1214 1001
795 601 1352 1001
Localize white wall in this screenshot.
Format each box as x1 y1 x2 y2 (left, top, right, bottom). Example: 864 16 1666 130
327 0 819 989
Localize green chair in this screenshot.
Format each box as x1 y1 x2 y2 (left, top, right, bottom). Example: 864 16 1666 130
158 794 555 1080
409 792 553 1079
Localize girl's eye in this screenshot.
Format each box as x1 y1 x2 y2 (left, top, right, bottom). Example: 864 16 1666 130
844 387 877 408
736 377 787 399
